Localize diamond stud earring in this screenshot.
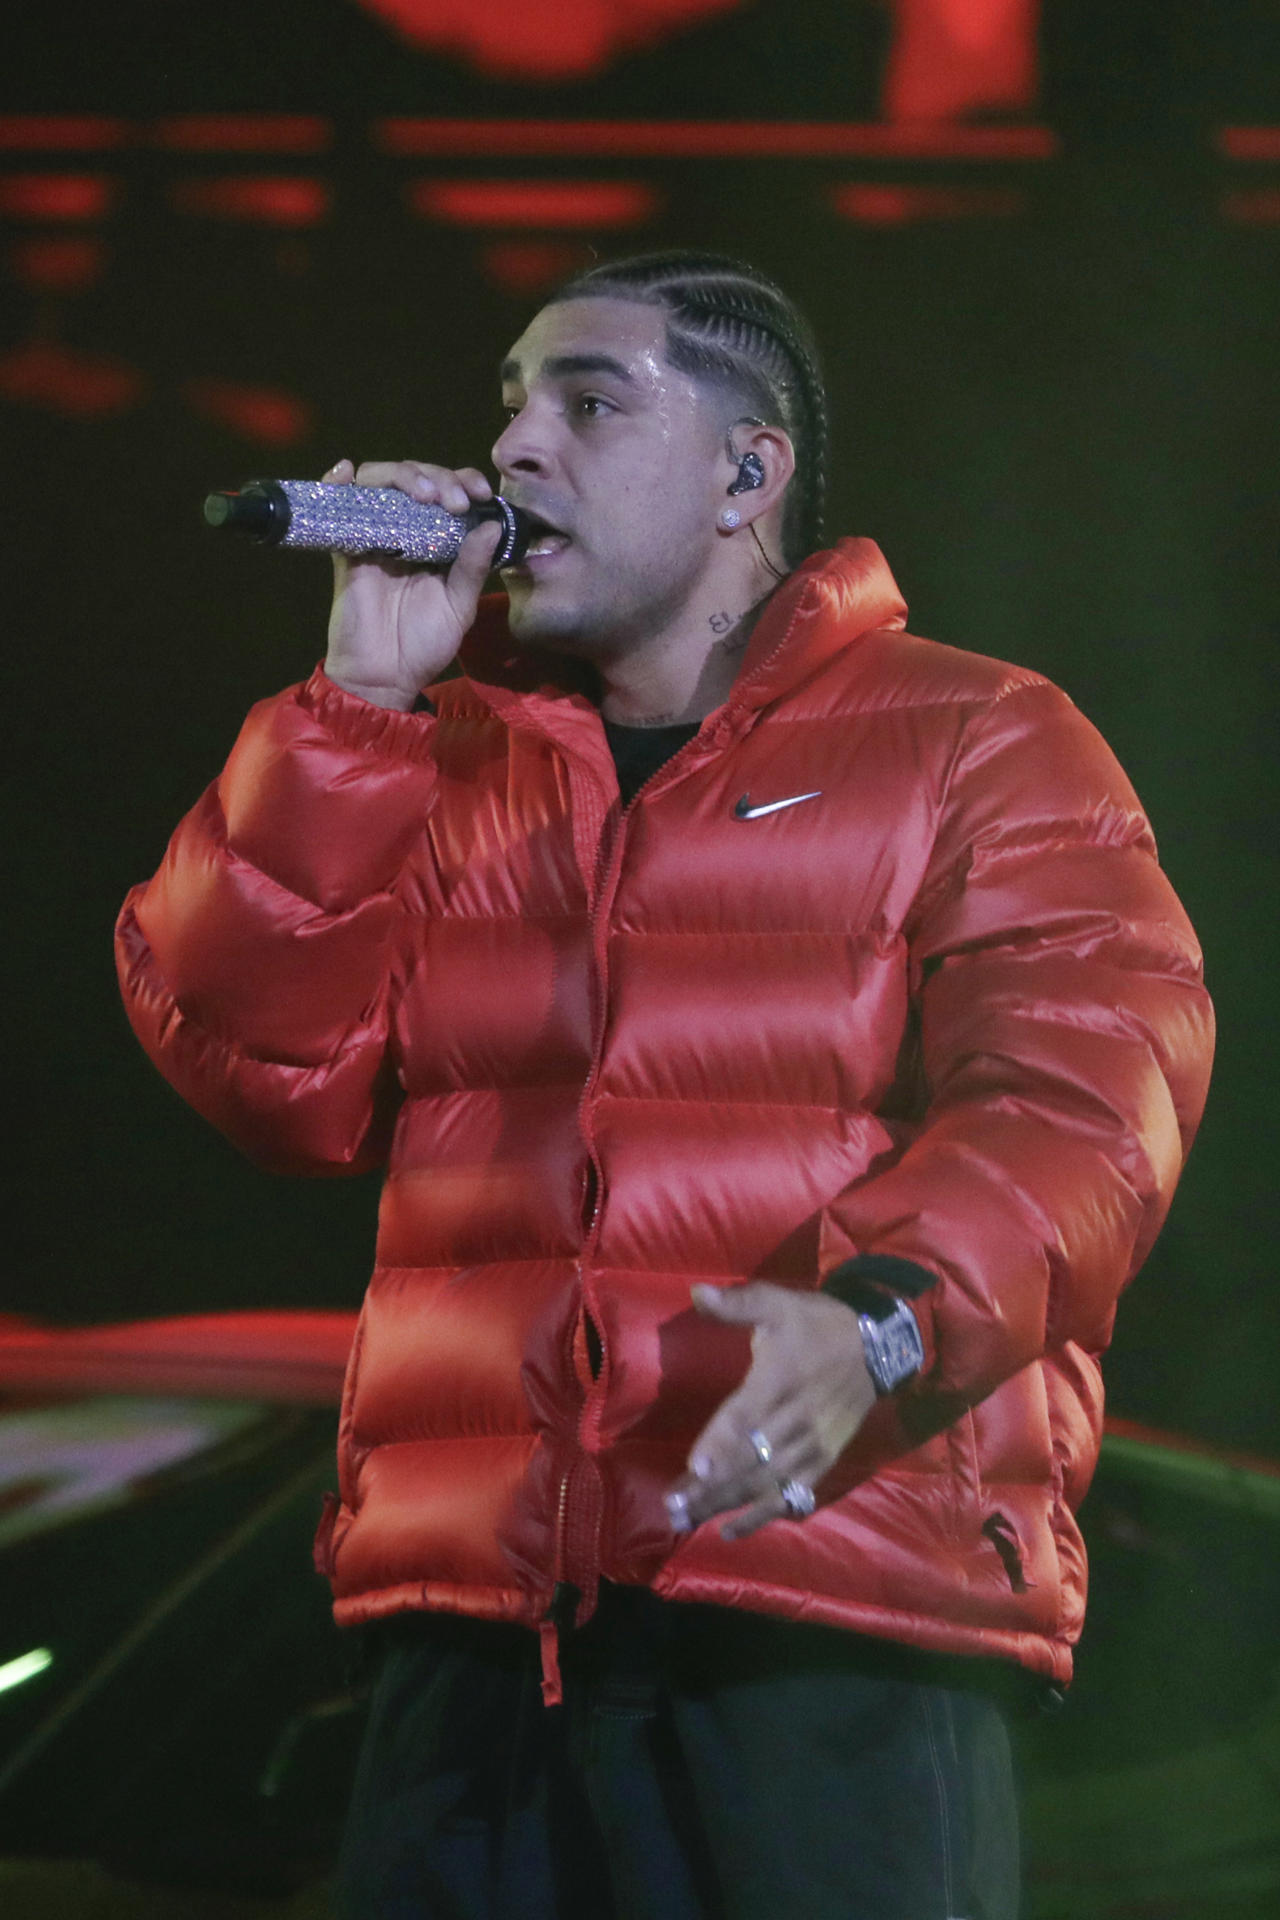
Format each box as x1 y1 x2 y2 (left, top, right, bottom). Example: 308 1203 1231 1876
720 507 742 529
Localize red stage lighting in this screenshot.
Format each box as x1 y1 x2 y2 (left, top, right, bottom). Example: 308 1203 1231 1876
0 116 128 151
0 340 142 417
0 175 114 221
884 0 1040 123
154 115 332 154
377 118 1057 161
9 235 107 294
1218 127 1280 162
831 182 1027 225
185 378 313 445
352 0 742 81
169 177 330 227
1221 189 1280 226
481 239 595 296
408 178 659 228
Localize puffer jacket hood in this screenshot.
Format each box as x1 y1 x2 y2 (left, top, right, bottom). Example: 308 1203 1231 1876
116 539 1214 1687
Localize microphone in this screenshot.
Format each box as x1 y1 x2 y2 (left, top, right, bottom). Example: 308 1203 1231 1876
203 479 531 569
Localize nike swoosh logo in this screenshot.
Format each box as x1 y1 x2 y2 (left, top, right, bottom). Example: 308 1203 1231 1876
733 790 823 820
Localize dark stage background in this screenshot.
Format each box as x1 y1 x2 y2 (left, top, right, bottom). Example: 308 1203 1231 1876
4 6 1276 1449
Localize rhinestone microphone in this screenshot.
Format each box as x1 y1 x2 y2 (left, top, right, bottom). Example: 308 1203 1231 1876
203 479 531 569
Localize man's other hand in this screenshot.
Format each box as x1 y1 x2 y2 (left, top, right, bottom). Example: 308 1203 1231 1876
665 1283 877 1541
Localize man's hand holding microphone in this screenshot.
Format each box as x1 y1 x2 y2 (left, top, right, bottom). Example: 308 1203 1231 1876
322 458 504 712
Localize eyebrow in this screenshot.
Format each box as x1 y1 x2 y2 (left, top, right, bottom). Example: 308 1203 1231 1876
499 352 636 387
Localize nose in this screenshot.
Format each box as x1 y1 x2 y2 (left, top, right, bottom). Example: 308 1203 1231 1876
492 406 549 483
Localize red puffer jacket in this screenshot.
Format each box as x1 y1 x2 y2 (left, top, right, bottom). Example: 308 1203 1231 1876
116 539 1213 1686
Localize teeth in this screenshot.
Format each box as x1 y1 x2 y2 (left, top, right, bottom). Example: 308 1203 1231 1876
527 533 567 557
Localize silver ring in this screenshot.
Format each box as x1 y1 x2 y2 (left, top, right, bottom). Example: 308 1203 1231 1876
748 1427 773 1468
779 1478 816 1519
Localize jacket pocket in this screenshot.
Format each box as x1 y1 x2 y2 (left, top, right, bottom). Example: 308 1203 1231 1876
313 1490 341 1578
981 1508 1031 1593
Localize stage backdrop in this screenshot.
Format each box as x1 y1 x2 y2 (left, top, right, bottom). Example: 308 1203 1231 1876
3 0 1276 1461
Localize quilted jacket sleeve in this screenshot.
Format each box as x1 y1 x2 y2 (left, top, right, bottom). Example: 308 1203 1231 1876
818 677 1214 1405
115 668 438 1175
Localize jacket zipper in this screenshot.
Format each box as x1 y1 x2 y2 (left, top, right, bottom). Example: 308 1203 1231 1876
439 655 802 1674
471 696 747 1647
552 724 737 1610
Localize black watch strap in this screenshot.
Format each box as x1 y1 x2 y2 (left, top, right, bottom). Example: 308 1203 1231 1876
820 1253 934 1395
821 1252 937 1311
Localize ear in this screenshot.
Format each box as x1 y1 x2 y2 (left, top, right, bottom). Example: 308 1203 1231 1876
718 421 796 534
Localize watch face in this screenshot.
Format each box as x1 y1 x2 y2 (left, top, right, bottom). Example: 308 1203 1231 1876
862 1303 924 1393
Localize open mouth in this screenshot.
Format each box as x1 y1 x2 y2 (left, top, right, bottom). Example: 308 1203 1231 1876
510 510 571 564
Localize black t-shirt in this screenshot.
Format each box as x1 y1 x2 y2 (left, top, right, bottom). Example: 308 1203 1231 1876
415 695 696 807
603 719 700 807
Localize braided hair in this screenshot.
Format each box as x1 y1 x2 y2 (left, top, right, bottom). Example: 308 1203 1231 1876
547 251 828 567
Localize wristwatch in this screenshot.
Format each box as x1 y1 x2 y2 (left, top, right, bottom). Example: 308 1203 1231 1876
857 1298 926 1395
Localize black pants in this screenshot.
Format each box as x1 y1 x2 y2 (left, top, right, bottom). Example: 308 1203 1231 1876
336 1586 1021 1920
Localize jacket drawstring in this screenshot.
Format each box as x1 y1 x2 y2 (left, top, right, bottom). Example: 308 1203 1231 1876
540 1580 580 1708
539 1618 563 1707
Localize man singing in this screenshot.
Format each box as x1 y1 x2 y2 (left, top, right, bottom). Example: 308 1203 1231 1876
116 252 1214 1918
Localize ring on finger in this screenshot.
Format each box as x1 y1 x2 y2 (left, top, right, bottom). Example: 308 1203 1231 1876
747 1427 774 1468
779 1477 816 1519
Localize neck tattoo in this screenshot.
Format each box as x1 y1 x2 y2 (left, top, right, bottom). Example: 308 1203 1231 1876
608 595 774 728
708 605 757 656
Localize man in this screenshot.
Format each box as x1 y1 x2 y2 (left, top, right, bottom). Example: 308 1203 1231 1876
116 252 1214 1919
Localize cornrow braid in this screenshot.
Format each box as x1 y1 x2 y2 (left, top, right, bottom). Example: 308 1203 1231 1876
548 251 828 568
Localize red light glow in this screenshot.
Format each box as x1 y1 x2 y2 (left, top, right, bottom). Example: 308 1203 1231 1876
169 177 330 226
0 116 129 150
9 235 107 294
831 182 1027 225
185 377 312 444
354 0 742 81
0 340 143 417
409 179 659 228
0 175 114 221
154 114 332 153
884 0 1039 123
378 119 1057 161
1221 189 1280 225
481 238 594 296
1218 127 1280 162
